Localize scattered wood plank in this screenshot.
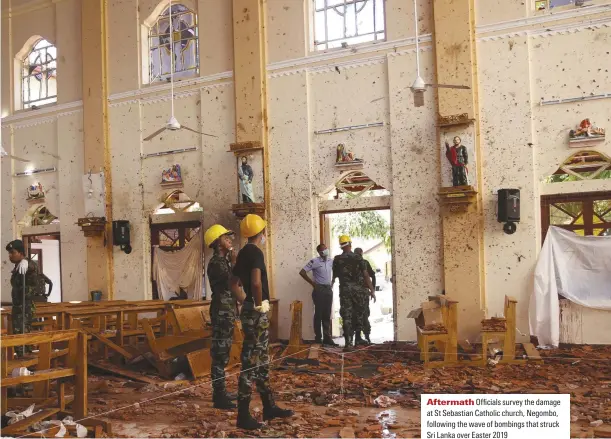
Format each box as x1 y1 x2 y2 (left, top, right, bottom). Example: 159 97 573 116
308 344 321 360
458 340 474 353
0 408 60 435
186 348 212 378
523 343 542 361
87 360 160 384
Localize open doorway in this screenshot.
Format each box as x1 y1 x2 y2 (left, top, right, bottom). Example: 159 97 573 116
22 233 62 302
321 208 393 343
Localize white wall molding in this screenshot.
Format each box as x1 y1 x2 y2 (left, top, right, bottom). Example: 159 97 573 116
477 2 611 35
478 17 611 42
12 116 57 129
108 72 233 103
2 100 83 126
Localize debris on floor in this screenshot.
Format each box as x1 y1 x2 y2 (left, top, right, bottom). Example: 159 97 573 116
77 342 611 438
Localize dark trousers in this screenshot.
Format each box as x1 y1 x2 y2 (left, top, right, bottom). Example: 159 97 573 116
312 284 333 340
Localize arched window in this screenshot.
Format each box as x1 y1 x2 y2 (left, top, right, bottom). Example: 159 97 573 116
148 4 199 83
333 171 389 199
544 151 611 183
21 38 57 109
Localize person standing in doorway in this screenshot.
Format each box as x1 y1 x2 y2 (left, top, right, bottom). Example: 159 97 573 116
205 224 245 410
354 247 375 344
231 214 293 430
6 239 38 357
299 244 337 347
332 236 375 351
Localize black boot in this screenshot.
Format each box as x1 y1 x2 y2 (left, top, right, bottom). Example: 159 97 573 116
355 333 369 346
364 333 371 344
323 337 338 347
236 399 262 430
213 390 237 409
262 393 294 421
343 335 353 352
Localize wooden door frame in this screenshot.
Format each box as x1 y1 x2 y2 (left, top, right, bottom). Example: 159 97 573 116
541 190 611 243
22 232 62 302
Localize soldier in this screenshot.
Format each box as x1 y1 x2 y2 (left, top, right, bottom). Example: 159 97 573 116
332 236 375 351
6 240 38 357
230 214 293 430
354 247 375 344
205 224 245 410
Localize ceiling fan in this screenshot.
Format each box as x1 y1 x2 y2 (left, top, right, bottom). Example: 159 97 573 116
143 0 217 142
409 0 471 107
1 145 30 162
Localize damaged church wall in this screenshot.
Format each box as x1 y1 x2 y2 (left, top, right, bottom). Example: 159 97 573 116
1 0 86 302
477 23 611 340
2 0 609 343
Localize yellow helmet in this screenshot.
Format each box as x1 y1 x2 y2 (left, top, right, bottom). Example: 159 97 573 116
240 214 267 238
204 224 234 248
339 235 351 247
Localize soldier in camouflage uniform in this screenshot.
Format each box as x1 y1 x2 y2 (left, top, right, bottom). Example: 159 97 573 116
205 225 241 410
6 240 38 357
332 236 375 351
231 214 293 430
354 247 375 344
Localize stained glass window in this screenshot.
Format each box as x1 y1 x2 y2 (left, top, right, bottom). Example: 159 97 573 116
22 39 57 109
149 4 199 83
313 0 386 51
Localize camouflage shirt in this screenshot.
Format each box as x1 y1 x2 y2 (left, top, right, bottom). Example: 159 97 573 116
11 259 40 305
332 251 368 287
207 253 232 298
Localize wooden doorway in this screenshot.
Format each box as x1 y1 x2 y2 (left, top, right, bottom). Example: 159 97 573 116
22 233 62 302
150 221 202 300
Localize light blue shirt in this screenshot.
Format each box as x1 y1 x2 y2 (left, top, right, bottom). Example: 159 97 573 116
303 256 333 285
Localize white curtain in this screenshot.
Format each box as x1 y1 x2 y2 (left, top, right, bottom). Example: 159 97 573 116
529 226 611 347
153 229 203 301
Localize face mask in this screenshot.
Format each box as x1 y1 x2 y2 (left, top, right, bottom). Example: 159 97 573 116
321 249 329 257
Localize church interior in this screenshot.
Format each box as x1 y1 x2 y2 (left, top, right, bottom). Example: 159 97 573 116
1 0 611 437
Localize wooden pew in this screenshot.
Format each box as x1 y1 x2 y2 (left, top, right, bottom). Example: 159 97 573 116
1 329 88 432
416 296 459 368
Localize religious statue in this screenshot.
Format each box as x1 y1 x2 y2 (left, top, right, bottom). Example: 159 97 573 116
336 143 363 163
161 164 182 184
569 119 605 139
238 156 255 204
445 136 469 187
26 182 44 200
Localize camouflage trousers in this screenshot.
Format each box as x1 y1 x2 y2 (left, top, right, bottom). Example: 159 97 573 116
237 302 272 402
210 293 236 393
12 303 35 357
339 285 368 338
362 291 371 336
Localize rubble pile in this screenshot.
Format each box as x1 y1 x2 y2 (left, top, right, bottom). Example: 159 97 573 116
86 342 611 438
480 318 507 332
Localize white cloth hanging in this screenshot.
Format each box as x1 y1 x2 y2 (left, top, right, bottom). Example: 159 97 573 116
153 230 203 301
529 226 611 347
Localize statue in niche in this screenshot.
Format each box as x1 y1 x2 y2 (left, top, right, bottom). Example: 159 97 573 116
445 136 469 187
26 182 44 200
336 143 363 164
569 119 605 140
238 156 255 204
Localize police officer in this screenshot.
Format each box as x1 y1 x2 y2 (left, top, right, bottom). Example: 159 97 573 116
230 214 293 430
205 224 244 410
6 240 39 357
354 247 375 344
332 236 375 351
